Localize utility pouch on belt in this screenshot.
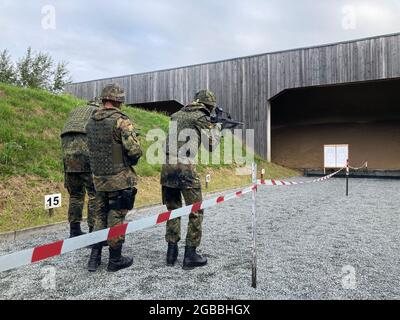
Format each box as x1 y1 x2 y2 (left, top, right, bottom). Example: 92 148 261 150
108 188 137 211
122 188 137 210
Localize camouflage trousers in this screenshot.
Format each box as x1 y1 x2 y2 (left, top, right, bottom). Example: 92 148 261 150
162 186 204 248
93 189 137 249
64 172 96 229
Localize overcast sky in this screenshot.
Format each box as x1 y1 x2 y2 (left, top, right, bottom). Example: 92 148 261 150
1 0 400 82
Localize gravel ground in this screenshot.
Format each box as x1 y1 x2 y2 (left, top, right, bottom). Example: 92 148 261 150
0 177 399 300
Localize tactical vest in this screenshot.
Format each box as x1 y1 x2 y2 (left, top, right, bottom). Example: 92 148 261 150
166 103 210 159
86 110 129 177
61 105 97 136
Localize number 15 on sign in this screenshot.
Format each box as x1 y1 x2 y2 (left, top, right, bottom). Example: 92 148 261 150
44 194 62 210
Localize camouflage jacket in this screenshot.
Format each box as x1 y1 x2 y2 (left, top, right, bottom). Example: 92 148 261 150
87 107 143 192
61 105 97 173
160 102 221 189
61 134 91 173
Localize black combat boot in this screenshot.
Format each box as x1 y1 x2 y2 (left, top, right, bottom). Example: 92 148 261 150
166 243 178 266
107 245 133 272
182 246 207 270
87 244 102 272
89 226 93 233
69 222 86 238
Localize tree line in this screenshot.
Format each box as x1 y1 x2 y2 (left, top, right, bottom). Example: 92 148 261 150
0 47 71 93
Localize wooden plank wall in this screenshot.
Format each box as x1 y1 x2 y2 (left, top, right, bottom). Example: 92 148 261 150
65 33 400 158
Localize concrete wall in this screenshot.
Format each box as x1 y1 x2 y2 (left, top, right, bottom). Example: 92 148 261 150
272 122 400 169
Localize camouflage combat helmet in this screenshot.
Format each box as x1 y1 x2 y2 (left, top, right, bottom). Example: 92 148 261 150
88 97 100 107
101 84 125 103
194 90 217 108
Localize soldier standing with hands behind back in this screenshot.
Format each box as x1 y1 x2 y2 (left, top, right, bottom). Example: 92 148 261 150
161 90 222 270
86 84 143 273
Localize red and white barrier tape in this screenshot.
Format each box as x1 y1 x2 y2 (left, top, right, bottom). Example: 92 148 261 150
0 167 347 273
258 167 344 186
348 162 368 171
0 185 256 273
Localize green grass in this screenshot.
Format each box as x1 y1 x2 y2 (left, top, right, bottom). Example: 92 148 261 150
0 83 172 180
0 83 299 232
0 83 82 181
0 82 278 181
122 107 169 176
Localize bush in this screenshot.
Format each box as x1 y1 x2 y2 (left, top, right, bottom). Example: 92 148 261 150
53 61 72 93
17 47 53 89
0 47 71 92
0 49 16 84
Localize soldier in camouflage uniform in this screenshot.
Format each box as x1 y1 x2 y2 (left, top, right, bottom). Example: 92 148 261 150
61 102 98 238
86 84 143 273
161 90 221 270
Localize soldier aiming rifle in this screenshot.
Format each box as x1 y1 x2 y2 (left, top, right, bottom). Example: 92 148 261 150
161 90 242 270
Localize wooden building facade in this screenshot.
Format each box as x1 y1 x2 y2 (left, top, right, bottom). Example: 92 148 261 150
65 33 400 169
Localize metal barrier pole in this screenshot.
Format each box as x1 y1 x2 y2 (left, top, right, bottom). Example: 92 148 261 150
251 163 257 289
346 159 350 197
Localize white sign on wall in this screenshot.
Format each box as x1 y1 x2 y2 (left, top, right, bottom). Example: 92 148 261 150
324 145 349 168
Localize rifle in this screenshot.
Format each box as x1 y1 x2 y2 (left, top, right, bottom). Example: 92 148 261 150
210 107 244 129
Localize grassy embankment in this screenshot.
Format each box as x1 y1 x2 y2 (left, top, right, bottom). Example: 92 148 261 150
0 83 298 232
